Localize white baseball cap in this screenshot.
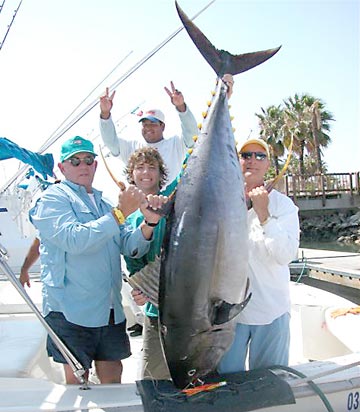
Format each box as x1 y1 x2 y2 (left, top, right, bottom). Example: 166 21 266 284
138 109 165 124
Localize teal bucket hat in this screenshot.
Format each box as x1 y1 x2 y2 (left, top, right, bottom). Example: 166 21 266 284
60 136 97 162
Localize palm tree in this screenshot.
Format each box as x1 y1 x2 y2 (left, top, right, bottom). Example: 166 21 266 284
255 105 285 174
283 94 310 175
306 98 334 174
283 94 334 175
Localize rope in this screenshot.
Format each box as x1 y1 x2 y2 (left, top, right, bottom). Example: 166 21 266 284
294 258 308 283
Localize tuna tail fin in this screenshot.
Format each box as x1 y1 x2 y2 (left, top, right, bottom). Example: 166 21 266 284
175 0 281 77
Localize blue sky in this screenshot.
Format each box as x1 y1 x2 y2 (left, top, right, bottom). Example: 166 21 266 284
0 0 359 198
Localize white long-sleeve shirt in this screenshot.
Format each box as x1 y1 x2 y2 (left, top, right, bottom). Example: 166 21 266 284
99 107 198 186
237 189 300 325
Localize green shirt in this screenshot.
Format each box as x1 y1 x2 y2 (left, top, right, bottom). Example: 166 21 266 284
124 178 177 317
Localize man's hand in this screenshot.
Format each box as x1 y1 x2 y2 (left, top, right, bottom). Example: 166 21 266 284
139 194 168 240
248 186 270 224
164 81 186 112
222 74 234 99
100 87 115 119
117 185 146 218
140 194 168 224
19 269 31 288
131 289 148 306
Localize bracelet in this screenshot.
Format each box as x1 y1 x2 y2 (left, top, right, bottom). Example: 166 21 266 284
112 207 125 225
144 219 159 227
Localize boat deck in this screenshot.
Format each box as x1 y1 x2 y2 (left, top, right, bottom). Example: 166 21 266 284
291 248 360 291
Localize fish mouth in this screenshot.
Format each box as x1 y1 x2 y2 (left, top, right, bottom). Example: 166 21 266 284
163 327 234 389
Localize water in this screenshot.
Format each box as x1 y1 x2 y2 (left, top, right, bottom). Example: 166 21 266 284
300 240 360 254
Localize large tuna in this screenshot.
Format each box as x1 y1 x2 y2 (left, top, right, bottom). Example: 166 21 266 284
156 1 281 389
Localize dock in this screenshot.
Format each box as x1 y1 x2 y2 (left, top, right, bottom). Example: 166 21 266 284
290 248 360 304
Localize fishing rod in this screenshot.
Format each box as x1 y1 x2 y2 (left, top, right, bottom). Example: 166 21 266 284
0 50 133 193
38 50 134 153
39 0 216 153
0 242 88 387
0 0 216 194
0 0 23 51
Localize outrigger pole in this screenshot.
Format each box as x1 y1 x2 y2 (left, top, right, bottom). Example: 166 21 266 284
0 0 23 51
0 0 216 194
35 0 216 152
0 243 88 388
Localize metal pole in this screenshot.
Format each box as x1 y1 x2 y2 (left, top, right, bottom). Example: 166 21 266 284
0 242 88 387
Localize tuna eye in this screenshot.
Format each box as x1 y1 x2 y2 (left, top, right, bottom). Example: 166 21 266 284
161 325 167 336
188 369 196 377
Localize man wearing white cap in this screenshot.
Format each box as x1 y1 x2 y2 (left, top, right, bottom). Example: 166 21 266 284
99 81 198 186
218 137 300 373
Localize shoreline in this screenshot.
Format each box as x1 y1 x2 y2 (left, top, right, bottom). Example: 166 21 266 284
300 209 360 249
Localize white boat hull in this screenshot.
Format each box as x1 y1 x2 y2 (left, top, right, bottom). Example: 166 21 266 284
0 353 359 412
0 277 359 411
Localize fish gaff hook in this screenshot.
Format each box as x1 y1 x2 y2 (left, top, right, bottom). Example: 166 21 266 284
99 145 126 191
266 133 294 193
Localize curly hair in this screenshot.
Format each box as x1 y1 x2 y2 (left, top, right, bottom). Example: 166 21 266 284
124 147 168 188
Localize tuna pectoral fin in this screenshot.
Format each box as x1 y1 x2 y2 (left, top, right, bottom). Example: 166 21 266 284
213 292 252 325
123 256 161 308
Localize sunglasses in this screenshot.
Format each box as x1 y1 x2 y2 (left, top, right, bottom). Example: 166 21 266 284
240 151 267 161
65 156 95 166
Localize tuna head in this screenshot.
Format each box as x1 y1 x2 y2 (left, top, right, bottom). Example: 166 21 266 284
160 320 236 389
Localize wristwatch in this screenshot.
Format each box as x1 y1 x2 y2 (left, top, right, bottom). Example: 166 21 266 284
144 219 159 227
113 207 125 225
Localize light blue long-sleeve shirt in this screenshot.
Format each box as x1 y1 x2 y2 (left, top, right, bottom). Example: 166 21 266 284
29 180 152 327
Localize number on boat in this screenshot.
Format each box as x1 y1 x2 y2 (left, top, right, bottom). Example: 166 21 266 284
348 391 359 410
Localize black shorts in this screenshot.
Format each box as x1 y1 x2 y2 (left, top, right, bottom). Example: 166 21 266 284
45 311 131 369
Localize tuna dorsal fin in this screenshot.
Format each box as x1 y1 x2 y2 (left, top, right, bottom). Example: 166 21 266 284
175 0 281 77
213 292 252 325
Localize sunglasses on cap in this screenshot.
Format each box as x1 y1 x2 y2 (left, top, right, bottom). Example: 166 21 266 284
65 156 95 166
240 151 267 161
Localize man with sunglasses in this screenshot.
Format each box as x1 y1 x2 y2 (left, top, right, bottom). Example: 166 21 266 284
29 136 168 385
218 138 300 373
99 81 198 187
